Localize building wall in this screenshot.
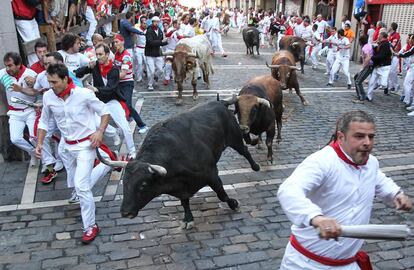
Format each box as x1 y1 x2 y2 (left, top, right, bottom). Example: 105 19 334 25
285 0 302 15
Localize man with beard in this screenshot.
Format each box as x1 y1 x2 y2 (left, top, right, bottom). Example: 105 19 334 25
278 110 412 270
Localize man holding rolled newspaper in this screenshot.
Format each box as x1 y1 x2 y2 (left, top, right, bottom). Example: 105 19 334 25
277 110 412 270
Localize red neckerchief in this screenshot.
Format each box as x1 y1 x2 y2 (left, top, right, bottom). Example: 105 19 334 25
56 78 75 99
152 25 158 31
99 60 113 78
329 140 367 169
15 65 27 80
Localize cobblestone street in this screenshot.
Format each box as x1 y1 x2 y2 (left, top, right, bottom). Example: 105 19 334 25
0 29 413 270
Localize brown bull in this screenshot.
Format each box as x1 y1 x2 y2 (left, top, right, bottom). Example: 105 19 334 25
279 36 307 74
226 75 283 163
165 43 198 105
266 50 309 106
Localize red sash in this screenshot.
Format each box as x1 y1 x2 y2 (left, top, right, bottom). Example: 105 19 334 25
8 105 26 111
119 100 130 119
65 135 91 145
290 235 373 270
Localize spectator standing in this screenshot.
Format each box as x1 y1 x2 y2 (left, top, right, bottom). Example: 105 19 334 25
30 41 48 74
85 0 98 46
323 26 338 77
11 0 41 65
366 32 392 101
353 35 374 103
133 16 148 82
145 16 168 90
207 12 227 57
344 21 355 44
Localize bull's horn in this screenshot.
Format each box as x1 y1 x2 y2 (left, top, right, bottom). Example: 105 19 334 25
257 97 271 108
291 42 299 47
187 52 197 57
266 62 280 69
223 94 239 105
163 51 174 56
95 148 128 168
148 164 167 176
290 66 302 71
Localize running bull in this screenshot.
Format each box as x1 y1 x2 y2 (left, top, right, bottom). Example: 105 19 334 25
242 26 260 55
97 101 260 229
164 35 214 105
266 50 309 105
225 75 283 163
279 36 306 74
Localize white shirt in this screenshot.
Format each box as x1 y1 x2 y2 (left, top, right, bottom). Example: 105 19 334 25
315 20 328 35
325 33 339 52
0 67 37 111
180 23 195 38
336 36 351 58
301 25 313 41
134 26 147 49
311 31 322 46
165 27 180 52
58 50 90 73
34 70 49 90
38 86 109 149
294 23 305 37
277 145 400 260
367 28 375 44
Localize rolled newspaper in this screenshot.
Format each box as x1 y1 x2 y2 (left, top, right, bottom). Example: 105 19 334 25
10 97 42 108
340 224 412 240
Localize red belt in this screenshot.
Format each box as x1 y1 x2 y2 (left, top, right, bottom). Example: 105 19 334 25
8 105 27 111
290 235 373 270
65 135 91 145
136 45 145 48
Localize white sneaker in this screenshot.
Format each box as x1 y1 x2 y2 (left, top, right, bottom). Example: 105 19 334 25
54 160 64 172
324 72 329 75
29 155 38 167
148 85 154 90
68 189 80 204
407 111 414 116
113 132 121 146
138 126 149 134
406 106 414 111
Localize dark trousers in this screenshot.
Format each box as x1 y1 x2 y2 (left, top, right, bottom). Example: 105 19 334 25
119 81 146 128
354 66 373 100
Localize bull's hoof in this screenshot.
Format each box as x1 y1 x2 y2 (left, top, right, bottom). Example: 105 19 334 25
206 83 210 89
267 158 273 165
276 137 282 144
227 198 239 210
302 100 309 106
180 220 195 230
175 99 183 106
192 94 198 101
251 163 260 171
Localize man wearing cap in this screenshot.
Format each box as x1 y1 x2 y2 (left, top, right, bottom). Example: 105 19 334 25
278 110 412 269
145 16 168 90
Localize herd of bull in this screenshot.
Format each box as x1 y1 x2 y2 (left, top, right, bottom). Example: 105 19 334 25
97 33 310 228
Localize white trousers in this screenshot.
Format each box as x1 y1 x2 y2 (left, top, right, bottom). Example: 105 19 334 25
329 57 351 85
326 51 336 74
94 114 118 138
134 48 147 81
310 44 322 67
106 100 135 154
59 143 96 229
14 19 40 42
85 6 97 46
367 66 391 100
8 110 36 156
402 67 414 105
42 118 61 166
280 242 360 270
164 57 173 80
146 56 164 87
387 56 400 90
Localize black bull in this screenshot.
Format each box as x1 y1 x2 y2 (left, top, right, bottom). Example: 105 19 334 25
97 101 260 229
242 26 260 55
